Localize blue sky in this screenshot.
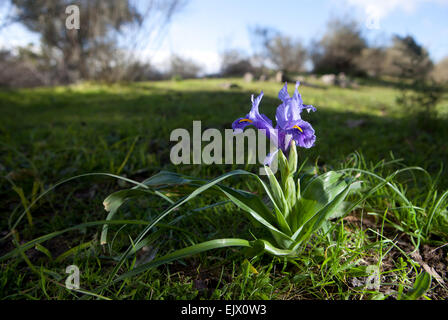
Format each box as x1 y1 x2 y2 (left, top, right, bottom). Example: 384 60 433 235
1 0 448 73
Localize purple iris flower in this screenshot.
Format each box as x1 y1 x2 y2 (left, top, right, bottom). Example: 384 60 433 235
232 91 277 140
232 82 316 165
275 82 316 151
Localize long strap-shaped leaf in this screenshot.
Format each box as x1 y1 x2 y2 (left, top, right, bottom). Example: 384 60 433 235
0 220 151 262
101 169 292 244
101 188 172 244
105 170 293 285
291 183 354 250
291 171 349 231
100 170 289 244
114 237 302 285
252 239 297 258
6 172 166 239
216 185 293 239
401 271 432 300
144 170 285 218
113 238 252 283
425 190 448 237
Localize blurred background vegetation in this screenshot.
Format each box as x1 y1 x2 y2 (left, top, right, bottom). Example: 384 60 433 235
0 0 447 86
1 0 447 180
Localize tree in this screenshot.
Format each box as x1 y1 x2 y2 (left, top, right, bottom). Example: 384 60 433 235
0 48 48 88
219 49 253 77
10 0 185 83
383 35 433 80
248 26 307 75
431 57 448 84
248 25 278 72
311 18 367 75
266 35 307 74
168 54 202 79
391 36 440 129
355 47 386 77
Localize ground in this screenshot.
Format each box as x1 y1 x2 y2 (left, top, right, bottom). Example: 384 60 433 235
0 78 447 299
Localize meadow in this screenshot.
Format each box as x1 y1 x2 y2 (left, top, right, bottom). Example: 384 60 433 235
1 78 447 299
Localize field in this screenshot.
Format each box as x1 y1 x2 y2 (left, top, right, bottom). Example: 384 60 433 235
1 78 448 299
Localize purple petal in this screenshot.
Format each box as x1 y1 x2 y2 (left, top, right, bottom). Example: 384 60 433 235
249 91 264 117
289 120 316 148
278 82 290 102
292 81 303 105
263 149 279 166
276 126 293 153
232 91 276 141
302 104 316 113
255 115 276 140
275 100 302 129
232 117 253 132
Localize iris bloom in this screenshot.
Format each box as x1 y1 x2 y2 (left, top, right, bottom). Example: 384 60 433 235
232 82 316 165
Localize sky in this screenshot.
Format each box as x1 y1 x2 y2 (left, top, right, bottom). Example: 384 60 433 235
1 0 448 74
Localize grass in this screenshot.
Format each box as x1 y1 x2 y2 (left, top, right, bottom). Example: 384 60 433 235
0 78 447 300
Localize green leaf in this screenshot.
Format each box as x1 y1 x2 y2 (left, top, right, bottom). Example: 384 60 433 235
401 271 432 300
115 136 139 175
277 150 290 185
11 185 33 227
285 176 297 210
287 140 298 174
55 241 93 263
34 244 52 261
106 169 291 284
142 170 193 187
7 172 162 240
425 190 448 237
101 188 164 245
113 238 252 283
133 170 293 243
326 201 353 220
216 185 293 242
145 171 281 229
251 239 297 258
293 171 350 230
0 220 151 262
292 182 354 249
296 177 301 201
264 166 289 215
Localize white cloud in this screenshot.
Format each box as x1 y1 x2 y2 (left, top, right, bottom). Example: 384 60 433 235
346 0 448 19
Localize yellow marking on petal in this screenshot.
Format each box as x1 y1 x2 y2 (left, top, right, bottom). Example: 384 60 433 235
293 125 303 132
239 118 253 123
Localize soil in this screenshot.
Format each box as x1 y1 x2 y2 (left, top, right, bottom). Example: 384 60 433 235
343 212 448 299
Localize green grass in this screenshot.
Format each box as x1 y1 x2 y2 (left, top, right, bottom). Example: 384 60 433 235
0 78 447 300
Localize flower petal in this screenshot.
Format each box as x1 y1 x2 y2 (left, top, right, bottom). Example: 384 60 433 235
275 126 293 153
275 100 301 129
249 91 264 117
292 81 303 105
232 117 253 132
263 148 279 166
278 82 290 102
302 104 316 113
289 120 316 148
232 91 277 141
